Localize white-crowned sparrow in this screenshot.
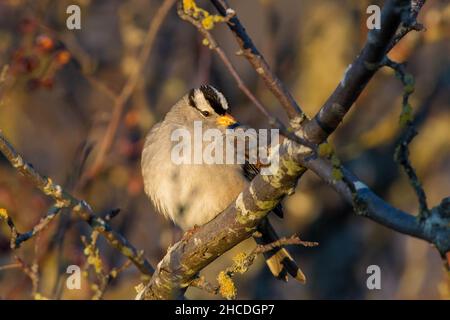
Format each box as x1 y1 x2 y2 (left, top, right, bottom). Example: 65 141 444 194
141 85 305 283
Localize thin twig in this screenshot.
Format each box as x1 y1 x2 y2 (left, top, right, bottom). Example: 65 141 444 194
212 234 317 299
0 131 154 276
254 235 319 254
386 0 426 52
0 263 21 271
14 256 40 297
382 57 429 218
11 207 61 249
190 276 220 295
239 235 318 273
210 0 303 119
178 2 316 151
80 212 132 299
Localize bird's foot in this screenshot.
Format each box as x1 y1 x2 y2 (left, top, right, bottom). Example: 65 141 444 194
182 225 200 241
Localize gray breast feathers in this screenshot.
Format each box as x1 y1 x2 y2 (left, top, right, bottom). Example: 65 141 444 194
141 121 248 230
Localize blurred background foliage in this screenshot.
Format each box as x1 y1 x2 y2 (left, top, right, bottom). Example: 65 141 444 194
0 0 449 299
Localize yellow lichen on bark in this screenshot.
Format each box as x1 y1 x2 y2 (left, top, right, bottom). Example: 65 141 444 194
217 271 236 300
318 142 333 158
182 0 226 30
0 208 8 220
232 252 250 274
84 244 103 274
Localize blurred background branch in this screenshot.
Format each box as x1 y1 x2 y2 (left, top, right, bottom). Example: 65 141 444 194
0 131 155 275
78 0 177 187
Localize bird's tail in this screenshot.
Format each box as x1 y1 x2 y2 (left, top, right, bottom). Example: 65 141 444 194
254 217 306 283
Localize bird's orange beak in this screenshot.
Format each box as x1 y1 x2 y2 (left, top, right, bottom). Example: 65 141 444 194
216 113 237 128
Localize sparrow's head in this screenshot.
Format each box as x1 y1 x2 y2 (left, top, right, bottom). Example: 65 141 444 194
178 84 238 131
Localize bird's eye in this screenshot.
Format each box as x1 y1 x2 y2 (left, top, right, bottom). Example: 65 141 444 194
201 110 210 117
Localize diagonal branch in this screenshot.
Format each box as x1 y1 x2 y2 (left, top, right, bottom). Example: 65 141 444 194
301 0 422 144
210 0 426 145
178 2 316 150
0 131 155 276
1 206 61 249
140 125 449 299
210 0 304 119
302 156 450 259
138 132 311 299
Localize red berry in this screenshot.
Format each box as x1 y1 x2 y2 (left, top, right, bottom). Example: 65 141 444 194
55 50 71 66
36 35 54 52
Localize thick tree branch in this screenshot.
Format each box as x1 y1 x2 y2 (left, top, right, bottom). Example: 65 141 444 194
302 0 416 144
138 135 311 299
302 157 450 257
140 125 449 299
